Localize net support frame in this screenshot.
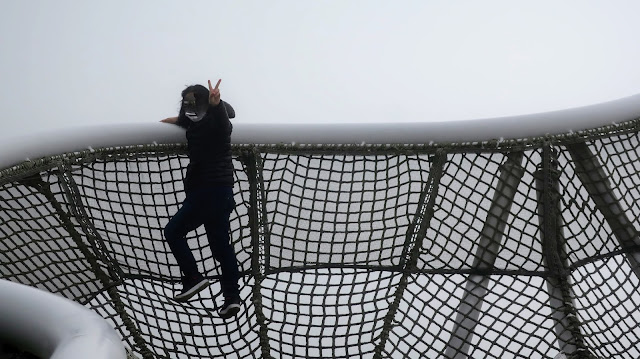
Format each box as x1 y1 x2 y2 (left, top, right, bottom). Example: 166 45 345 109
567 141 640 279
372 149 447 359
3 116 640 358
444 151 526 358
19 166 155 359
57 162 123 281
242 148 275 359
536 143 594 359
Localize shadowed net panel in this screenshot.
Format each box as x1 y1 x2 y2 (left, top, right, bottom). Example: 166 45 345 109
2 120 640 358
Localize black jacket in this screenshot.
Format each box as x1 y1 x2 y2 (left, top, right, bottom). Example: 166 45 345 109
176 101 234 191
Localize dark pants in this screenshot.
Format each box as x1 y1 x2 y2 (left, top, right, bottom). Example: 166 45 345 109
164 186 240 299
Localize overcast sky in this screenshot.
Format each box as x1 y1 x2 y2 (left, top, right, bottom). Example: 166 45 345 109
1 1 640 137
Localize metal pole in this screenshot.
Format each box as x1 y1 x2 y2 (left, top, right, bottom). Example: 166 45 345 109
444 151 525 358
567 141 640 279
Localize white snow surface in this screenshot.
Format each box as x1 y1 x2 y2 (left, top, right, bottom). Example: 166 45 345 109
2 93 640 170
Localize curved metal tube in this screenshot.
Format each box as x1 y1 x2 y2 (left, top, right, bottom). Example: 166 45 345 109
2 93 640 170
0 279 126 359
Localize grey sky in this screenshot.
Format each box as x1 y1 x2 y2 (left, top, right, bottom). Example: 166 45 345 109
1 1 640 137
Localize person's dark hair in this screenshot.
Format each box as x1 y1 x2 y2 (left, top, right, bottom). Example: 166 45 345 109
178 84 236 122
181 85 209 102
178 85 209 120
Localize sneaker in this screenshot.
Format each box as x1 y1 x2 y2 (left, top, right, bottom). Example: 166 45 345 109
218 297 241 319
174 275 209 302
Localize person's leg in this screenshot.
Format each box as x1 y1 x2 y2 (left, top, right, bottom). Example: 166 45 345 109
203 187 240 301
164 195 203 278
165 190 215 302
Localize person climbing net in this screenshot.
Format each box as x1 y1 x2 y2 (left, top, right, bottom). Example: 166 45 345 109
160 79 241 319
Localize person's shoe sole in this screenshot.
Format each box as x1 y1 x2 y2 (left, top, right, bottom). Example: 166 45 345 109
173 279 209 302
219 303 241 319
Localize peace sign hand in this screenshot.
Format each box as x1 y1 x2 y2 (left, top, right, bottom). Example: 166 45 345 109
208 79 221 106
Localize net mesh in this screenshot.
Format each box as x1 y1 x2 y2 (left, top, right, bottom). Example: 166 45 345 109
2 120 640 359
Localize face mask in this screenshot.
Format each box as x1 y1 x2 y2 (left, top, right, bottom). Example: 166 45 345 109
185 111 205 122
182 92 208 122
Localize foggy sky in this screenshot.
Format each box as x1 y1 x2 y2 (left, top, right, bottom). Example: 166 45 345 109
1 1 640 138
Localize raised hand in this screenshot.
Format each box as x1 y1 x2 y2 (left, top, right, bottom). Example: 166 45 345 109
208 79 221 106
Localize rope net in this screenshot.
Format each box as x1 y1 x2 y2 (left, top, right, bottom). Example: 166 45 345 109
2 120 640 359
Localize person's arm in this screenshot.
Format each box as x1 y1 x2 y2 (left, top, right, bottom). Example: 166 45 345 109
209 79 221 106
161 114 191 129
208 101 230 123
222 101 235 119
160 116 178 124
207 79 235 120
